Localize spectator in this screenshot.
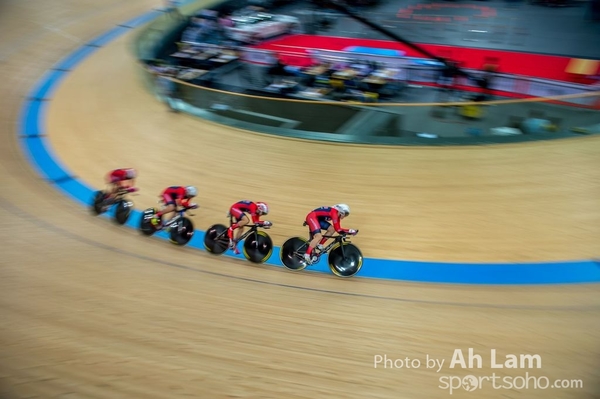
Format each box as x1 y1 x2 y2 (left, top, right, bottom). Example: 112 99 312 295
437 60 460 102
475 64 497 102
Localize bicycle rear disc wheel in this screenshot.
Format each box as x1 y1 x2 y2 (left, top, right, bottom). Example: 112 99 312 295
170 218 194 246
114 200 132 225
92 191 106 215
140 208 157 236
204 224 229 255
280 237 309 270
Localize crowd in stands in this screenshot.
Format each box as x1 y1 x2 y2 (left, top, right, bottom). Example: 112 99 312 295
180 5 272 45
181 9 236 44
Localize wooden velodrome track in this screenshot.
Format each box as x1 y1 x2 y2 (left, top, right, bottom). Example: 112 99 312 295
2 0 600 398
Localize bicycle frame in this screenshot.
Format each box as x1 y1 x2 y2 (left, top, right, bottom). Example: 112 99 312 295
163 207 193 230
216 222 262 241
310 233 351 257
115 188 130 196
238 225 262 241
226 214 265 241
101 188 129 205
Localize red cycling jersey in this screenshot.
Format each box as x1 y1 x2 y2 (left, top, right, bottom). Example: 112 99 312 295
230 200 262 223
161 186 189 207
305 206 347 235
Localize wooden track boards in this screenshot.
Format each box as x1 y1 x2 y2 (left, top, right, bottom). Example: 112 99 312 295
0 1 599 398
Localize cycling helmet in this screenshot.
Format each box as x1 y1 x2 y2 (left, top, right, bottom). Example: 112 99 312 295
125 168 137 179
256 202 269 215
185 185 198 197
333 203 350 216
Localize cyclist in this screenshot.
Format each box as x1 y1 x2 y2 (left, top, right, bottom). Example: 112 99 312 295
303 204 356 264
151 185 198 228
105 168 137 201
227 200 272 254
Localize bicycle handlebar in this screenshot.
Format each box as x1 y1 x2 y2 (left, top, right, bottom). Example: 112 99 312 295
246 223 273 229
115 188 137 196
322 230 359 239
173 205 197 216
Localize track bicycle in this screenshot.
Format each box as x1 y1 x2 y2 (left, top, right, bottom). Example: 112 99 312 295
91 187 137 225
204 217 273 264
139 204 196 246
280 225 363 277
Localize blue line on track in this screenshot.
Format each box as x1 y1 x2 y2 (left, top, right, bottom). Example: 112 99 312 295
17 10 600 285
52 46 99 72
87 26 131 47
28 70 67 100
